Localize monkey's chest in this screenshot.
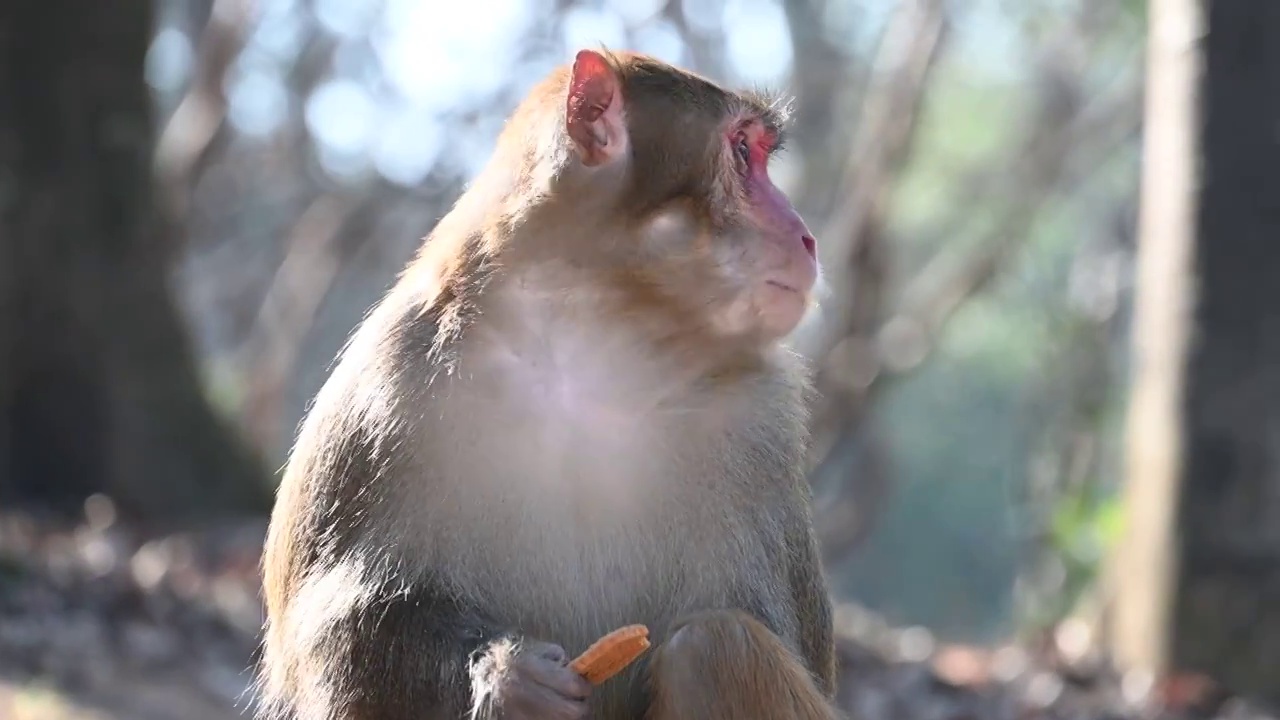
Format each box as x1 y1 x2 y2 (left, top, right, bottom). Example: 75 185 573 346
470 483 791 651
438 310 800 647
436 402 792 651
455 320 725 516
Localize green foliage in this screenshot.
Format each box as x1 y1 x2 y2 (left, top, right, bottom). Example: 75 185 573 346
890 57 1026 256
0 555 26 586
838 322 1035 642
1051 493 1124 569
836 0 1143 641
201 356 248 426
0 680 107 720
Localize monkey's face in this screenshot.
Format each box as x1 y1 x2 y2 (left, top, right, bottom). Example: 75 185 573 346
561 50 820 343
629 113 820 344
709 116 819 340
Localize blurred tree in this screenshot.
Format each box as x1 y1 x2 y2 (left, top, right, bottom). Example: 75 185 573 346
0 0 269 525
1111 0 1280 704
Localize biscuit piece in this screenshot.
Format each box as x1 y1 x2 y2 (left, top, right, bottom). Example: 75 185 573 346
570 625 651 685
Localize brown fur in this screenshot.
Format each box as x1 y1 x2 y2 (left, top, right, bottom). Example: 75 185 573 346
259 49 836 720
646 611 839 720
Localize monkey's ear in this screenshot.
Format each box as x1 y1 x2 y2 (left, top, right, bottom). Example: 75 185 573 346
566 50 626 167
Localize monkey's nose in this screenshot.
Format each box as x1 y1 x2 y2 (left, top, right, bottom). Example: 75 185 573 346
800 235 816 259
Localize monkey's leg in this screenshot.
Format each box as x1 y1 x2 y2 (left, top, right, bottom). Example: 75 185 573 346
644 610 840 720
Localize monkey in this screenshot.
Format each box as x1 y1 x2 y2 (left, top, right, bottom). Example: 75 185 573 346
258 48 838 720
646 610 840 720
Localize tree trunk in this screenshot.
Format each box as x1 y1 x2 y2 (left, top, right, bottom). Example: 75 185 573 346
0 0 269 525
1110 0 1280 704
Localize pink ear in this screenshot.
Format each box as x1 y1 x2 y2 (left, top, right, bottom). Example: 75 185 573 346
566 50 626 167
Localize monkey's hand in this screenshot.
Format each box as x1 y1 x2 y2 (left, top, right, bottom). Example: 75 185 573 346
472 638 592 720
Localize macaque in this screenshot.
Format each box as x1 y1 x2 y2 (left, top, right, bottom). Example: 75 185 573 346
258 48 838 720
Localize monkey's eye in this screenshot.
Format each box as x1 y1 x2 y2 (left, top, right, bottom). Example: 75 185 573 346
735 135 751 167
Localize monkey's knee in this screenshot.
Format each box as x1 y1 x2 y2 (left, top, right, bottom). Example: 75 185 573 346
657 610 767 669
646 610 838 720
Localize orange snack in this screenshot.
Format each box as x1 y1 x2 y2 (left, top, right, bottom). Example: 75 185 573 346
569 624 651 685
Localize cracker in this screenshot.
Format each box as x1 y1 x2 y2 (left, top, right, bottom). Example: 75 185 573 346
569 624 651 685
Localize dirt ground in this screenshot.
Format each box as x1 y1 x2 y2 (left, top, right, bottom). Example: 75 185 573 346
0 507 1273 720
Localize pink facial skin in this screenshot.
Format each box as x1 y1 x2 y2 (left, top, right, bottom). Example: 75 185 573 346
730 122 818 337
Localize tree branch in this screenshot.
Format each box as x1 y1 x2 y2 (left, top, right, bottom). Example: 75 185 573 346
799 0 951 561
153 0 253 222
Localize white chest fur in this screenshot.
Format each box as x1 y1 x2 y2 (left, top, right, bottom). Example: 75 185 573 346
396 271 787 648
455 270 710 489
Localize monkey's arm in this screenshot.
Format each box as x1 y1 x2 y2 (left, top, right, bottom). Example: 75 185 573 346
788 503 837 697
337 574 521 719
268 403 531 718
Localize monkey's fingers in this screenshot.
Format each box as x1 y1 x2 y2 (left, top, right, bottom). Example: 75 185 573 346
569 624 651 685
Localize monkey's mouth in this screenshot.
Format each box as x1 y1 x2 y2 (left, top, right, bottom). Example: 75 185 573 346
766 280 803 296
